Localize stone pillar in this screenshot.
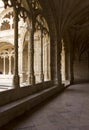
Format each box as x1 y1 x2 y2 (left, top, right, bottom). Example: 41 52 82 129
8 54 12 75
57 38 62 86
27 21 35 85
69 43 74 84
18 41 23 84
37 34 41 82
0 21 1 30
40 27 44 82
3 56 6 75
66 29 73 84
65 48 68 80
47 36 51 80
44 35 49 81
61 39 66 81
13 7 20 88
27 30 31 84
43 36 47 80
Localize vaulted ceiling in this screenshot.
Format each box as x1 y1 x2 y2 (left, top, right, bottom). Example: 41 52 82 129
46 0 89 55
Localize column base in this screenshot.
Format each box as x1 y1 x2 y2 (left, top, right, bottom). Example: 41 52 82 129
13 75 20 88
28 74 35 85
45 72 50 81
58 74 62 86
70 76 74 85
70 80 74 85
19 73 23 84
40 74 44 82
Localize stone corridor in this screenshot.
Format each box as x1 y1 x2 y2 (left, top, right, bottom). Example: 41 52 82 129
1 83 89 130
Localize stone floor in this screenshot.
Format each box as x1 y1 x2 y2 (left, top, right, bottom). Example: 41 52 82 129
1 83 89 130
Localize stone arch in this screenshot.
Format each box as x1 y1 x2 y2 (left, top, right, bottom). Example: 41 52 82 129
0 7 13 19
0 42 14 77
0 41 14 51
37 0 59 84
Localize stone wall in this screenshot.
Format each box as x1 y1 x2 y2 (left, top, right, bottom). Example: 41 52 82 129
0 81 53 106
74 52 89 82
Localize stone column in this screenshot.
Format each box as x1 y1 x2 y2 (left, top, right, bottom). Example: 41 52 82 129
40 27 44 82
27 30 31 84
64 48 68 80
18 41 23 84
43 35 48 81
27 21 35 85
47 36 51 80
43 36 46 80
37 34 41 81
0 21 1 30
61 39 66 81
69 43 74 84
57 38 62 86
8 54 12 75
13 7 20 88
67 28 74 84
3 56 6 75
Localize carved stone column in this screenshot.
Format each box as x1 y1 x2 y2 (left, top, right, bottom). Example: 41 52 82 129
13 7 20 88
40 27 44 82
28 21 35 85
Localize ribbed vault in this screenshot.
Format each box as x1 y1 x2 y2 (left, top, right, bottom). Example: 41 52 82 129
52 0 89 57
